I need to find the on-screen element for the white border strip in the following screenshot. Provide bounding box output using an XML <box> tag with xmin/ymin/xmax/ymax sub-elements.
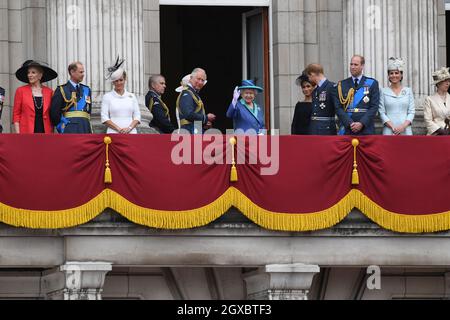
<box><xmin>160</xmin><ymin>0</ymin><xmax>270</xmax><ymax>6</ymax></box>
<box><xmin>446</xmin><ymin>3</ymin><xmax>450</xmax><ymax>11</ymax></box>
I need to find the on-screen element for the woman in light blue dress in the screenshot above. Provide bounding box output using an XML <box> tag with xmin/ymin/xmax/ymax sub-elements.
<box><xmin>379</xmin><ymin>57</ymin><xmax>415</xmax><ymax>136</ymax></box>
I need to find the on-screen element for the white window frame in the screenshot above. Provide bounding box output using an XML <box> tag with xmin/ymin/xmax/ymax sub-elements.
<box><xmin>159</xmin><ymin>0</ymin><xmax>274</xmax><ymax>131</ymax></box>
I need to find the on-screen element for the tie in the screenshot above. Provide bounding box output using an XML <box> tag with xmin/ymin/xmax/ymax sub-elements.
<box><xmin>354</xmin><ymin>78</ymin><xmax>359</xmax><ymax>88</ymax></box>
<box><xmin>76</xmin><ymin>84</ymin><xmax>82</xmax><ymax>99</ymax></box>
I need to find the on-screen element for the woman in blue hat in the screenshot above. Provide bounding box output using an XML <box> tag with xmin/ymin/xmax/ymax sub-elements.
<box><xmin>226</xmin><ymin>80</ymin><xmax>265</xmax><ymax>134</ymax></box>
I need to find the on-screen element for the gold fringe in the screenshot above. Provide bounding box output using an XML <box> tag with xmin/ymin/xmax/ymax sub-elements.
<box><xmin>110</xmin><ymin>189</ymin><xmax>233</xmax><ymax>230</ymax></box>
<box><xmin>231</xmin><ymin>188</ymin><xmax>354</xmax><ymax>232</ymax></box>
<box><xmin>353</xmin><ymin>190</ymin><xmax>450</xmax><ymax>233</ymax></box>
<box><xmin>1</xmin><ymin>188</ymin><xmax>450</xmax><ymax>233</ymax></box>
<box><xmin>0</xmin><ymin>190</ymin><xmax>109</xmax><ymax>229</ymax></box>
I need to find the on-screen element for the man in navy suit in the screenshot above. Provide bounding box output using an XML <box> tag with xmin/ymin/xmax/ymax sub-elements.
<box><xmin>50</xmin><ymin>62</ymin><xmax>93</xmax><ymax>134</ymax></box>
<box><xmin>176</xmin><ymin>68</ymin><xmax>216</xmax><ymax>134</ymax></box>
<box><xmin>335</xmin><ymin>55</ymin><xmax>380</xmax><ymax>135</ymax></box>
<box><xmin>304</xmin><ymin>64</ymin><xmax>337</xmax><ymax>135</ymax></box>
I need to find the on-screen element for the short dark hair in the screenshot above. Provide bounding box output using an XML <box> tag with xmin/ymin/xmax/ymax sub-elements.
<box><xmin>68</xmin><ymin>62</ymin><xmax>82</xmax><ymax>75</ymax></box>
<box><xmin>352</xmin><ymin>55</ymin><xmax>366</xmax><ymax>66</ymax></box>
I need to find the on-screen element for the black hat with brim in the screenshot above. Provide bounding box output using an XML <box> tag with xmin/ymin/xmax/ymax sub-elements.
<box><xmin>15</xmin><ymin>60</ymin><xmax>58</xmax><ymax>84</ymax></box>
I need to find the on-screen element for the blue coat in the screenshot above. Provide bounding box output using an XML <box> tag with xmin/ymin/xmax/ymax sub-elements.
<box><xmin>50</xmin><ymin>81</ymin><xmax>92</xmax><ymax>134</ymax></box>
<box><xmin>227</xmin><ymin>99</ymin><xmax>265</xmax><ymax>134</ymax></box>
<box><xmin>379</xmin><ymin>87</ymin><xmax>415</xmax><ymax>136</ymax></box>
<box><xmin>145</xmin><ymin>90</ymin><xmax>176</xmax><ymax>134</ymax></box>
<box><xmin>310</xmin><ymin>79</ymin><xmax>337</xmax><ymax>135</ymax></box>
<box><xmin>177</xmin><ymin>86</ymin><xmax>207</xmax><ymax>134</ymax></box>
<box><xmin>335</xmin><ymin>76</ymin><xmax>380</xmax><ymax>135</ymax></box>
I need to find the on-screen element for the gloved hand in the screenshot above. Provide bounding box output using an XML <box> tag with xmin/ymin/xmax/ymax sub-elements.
<box><xmin>232</xmin><ymin>87</ymin><xmax>240</xmax><ymax>107</ymax></box>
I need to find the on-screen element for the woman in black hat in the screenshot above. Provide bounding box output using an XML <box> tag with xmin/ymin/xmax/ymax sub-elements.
<box><xmin>291</xmin><ymin>72</ymin><xmax>315</xmax><ymax>135</ymax></box>
<box><xmin>13</xmin><ymin>60</ymin><xmax>58</xmax><ymax>134</ymax></box>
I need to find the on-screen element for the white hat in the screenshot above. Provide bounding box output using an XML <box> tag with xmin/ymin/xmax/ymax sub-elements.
<box><xmin>106</xmin><ymin>56</ymin><xmax>125</xmax><ymax>82</ymax></box>
<box><xmin>387</xmin><ymin>57</ymin><xmax>405</xmax><ymax>72</ymax></box>
<box><xmin>110</xmin><ymin>68</ymin><xmax>125</xmax><ymax>82</ymax></box>
<box><xmin>175</xmin><ymin>74</ymin><xmax>191</xmax><ymax>93</ymax></box>
<box><xmin>432</xmin><ymin>67</ymin><xmax>450</xmax><ymax>86</ymax></box>
<box><xmin>175</xmin><ymin>74</ymin><xmax>208</xmax><ymax>93</ymax></box>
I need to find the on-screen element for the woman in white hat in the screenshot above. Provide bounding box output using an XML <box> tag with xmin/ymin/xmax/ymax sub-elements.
<box><xmin>101</xmin><ymin>57</ymin><xmax>141</xmax><ymax>134</ymax></box>
<box><xmin>378</xmin><ymin>57</ymin><xmax>415</xmax><ymax>135</ymax></box>
<box><xmin>423</xmin><ymin>67</ymin><xmax>450</xmax><ymax>135</ymax></box>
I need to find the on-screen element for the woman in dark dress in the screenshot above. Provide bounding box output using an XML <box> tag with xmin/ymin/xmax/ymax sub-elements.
<box><xmin>291</xmin><ymin>73</ymin><xmax>315</xmax><ymax>135</ymax></box>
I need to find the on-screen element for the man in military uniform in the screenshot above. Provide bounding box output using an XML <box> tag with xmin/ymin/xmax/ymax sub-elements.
<box><xmin>304</xmin><ymin>64</ymin><xmax>337</xmax><ymax>135</ymax></box>
<box><xmin>146</xmin><ymin>74</ymin><xmax>176</xmax><ymax>134</ymax></box>
<box><xmin>0</xmin><ymin>86</ymin><xmax>5</xmax><ymax>133</ymax></box>
<box><xmin>335</xmin><ymin>55</ymin><xmax>380</xmax><ymax>135</ymax></box>
<box><xmin>50</xmin><ymin>62</ymin><xmax>92</xmax><ymax>134</ymax></box>
<box><xmin>176</xmin><ymin>68</ymin><xmax>216</xmax><ymax>134</ymax></box>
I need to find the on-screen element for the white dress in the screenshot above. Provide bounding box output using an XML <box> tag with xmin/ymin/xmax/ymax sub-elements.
<box><xmin>101</xmin><ymin>90</ymin><xmax>141</xmax><ymax>134</ymax></box>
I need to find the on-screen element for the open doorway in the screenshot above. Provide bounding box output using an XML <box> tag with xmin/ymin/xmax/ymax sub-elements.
<box><xmin>447</xmin><ymin>6</ymin><xmax>450</xmax><ymax>71</ymax></box>
<box><xmin>160</xmin><ymin>5</ymin><xmax>270</xmax><ymax>133</ymax></box>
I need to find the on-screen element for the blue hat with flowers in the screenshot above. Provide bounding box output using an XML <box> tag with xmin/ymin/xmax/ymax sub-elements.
<box><xmin>238</xmin><ymin>80</ymin><xmax>264</xmax><ymax>93</ymax></box>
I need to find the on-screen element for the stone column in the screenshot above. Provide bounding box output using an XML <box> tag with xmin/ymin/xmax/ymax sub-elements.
<box><xmin>244</xmin><ymin>264</ymin><xmax>320</xmax><ymax>300</ymax></box>
<box><xmin>344</xmin><ymin>0</ymin><xmax>442</xmax><ymax>135</ymax></box>
<box><xmin>1</xmin><ymin>0</ymin><xmax>47</xmax><ymax>133</ymax></box>
<box><xmin>46</xmin><ymin>0</ymin><xmax>154</xmax><ymax>133</ymax></box>
<box><xmin>43</xmin><ymin>262</ymin><xmax>112</xmax><ymax>300</ymax></box>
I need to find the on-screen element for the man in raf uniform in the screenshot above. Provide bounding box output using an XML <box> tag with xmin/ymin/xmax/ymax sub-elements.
<box><xmin>335</xmin><ymin>55</ymin><xmax>380</xmax><ymax>135</ymax></box>
<box><xmin>304</xmin><ymin>64</ymin><xmax>337</xmax><ymax>135</ymax></box>
<box><xmin>50</xmin><ymin>61</ymin><xmax>92</xmax><ymax>134</ymax></box>
<box><xmin>0</xmin><ymin>86</ymin><xmax>5</xmax><ymax>133</ymax></box>
<box><xmin>176</xmin><ymin>68</ymin><xmax>216</xmax><ymax>134</ymax></box>
<box><xmin>146</xmin><ymin>74</ymin><xmax>176</xmax><ymax>134</ymax></box>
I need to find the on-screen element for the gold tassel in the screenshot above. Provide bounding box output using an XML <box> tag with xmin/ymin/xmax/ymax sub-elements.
<box><xmin>230</xmin><ymin>137</ymin><xmax>238</xmax><ymax>182</ymax></box>
<box><xmin>352</xmin><ymin>139</ymin><xmax>360</xmax><ymax>185</ymax></box>
<box><xmin>104</xmin><ymin>137</ymin><xmax>113</xmax><ymax>184</ymax></box>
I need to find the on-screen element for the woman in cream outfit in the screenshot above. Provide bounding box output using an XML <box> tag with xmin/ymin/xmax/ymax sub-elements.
<box><xmin>101</xmin><ymin>58</ymin><xmax>141</xmax><ymax>134</ymax></box>
<box><xmin>379</xmin><ymin>57</ymin><xmax>415</xmax><ymax>135</ymax></box>
<box><xmin>423</xmin><ymin>67</ymin><xmax>450</xmax><ymax>136</ymax></box>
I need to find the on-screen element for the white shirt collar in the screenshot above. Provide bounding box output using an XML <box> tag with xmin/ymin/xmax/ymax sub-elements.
<box><xmin>318</xmin><ymin>78</ymin><xmax>327</xmax><ymax>88</ymax></box>
<box><xmin>112</xmin><ymin>89</ymin><xmax>129</xmax><ymax>98</ymax></box>
<box><xmin>352</xmin><ymin>75</ymin><xmax>363</xmax><ymax>82</ymax></box>
<box><xmin>69</xmin><ymin>79</ymin><xmax>80</xmax><ymax>88</ymax></box>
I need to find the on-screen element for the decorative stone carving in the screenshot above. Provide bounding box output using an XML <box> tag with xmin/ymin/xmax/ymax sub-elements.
<box><xmin>244</xmin><ymin>264</ymin><xmax>320</xmax><ymax>300</ymax></box>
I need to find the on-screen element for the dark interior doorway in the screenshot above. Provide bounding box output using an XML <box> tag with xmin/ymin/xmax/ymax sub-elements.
<box><xmin>447</xmin><ymin>9</ymin><xmax>450</xmax><ymax>74</ymax></box>
<box><xmin>160</xmin><ymin>5</ymin><xmax>255</xmax><ymax>133</ymax></box>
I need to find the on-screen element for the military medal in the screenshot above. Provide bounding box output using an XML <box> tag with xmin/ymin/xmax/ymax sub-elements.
<box><xmin>363</xmin><ymin>86</ymin><xmax>370</xmax><ymax>103</ymax></box>
<box><xmin>319</xmin><ymin>91</ymin><xmax>327</xmax><ymax>102</ymax></box>
<box><xmin>364</xmin><ymin>86</ymin><xmax>370</xmax><ymax>95</ymax></box>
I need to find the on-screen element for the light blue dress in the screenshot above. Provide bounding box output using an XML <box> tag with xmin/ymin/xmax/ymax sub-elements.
<box><xmin>379</xmin><ymin>87</ymin><xmax>415</xmax><ymax>135</ymax></box>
